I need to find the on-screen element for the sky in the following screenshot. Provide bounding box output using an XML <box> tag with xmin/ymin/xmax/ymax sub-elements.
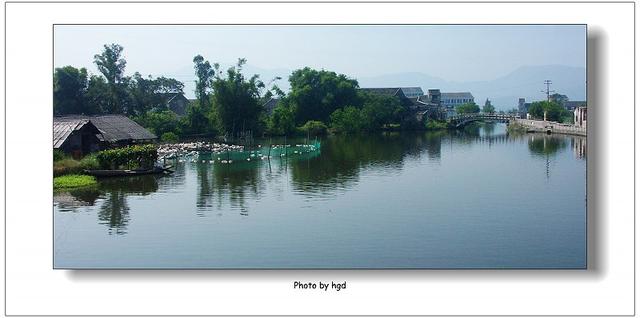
<box><xmin>54</xmin><ymin>25</ymin><xmax>586</xmax><ymax>99</ymax></box>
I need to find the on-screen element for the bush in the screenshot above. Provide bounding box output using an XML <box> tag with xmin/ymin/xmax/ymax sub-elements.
<box><xmin>96</xmin><ymin>144</ymin><xmax>158</xmax><ymax>170</ymax></box>
<box><xmin>456</xmin><ymin>102</ymin><xmax>481</xmax><ymax>114</ymax></box>
<box><xmin>425</xmin><ymin>119</ymin><xmax>449</xmax><ymax>130</ymax></box>
<box><xmin>161</xmin><ymin>132</ymin><xmax>179</xmax><ymax>143</ymax></box>
<box><xmin>53</xmin><ymin>149</ymin><xmax>67</xmax><ymax>162</ymax></box>
<box><xmin>53</xmin><ymin>174</ymin><xmax>97</xmax><ymax>189</ymax></box>
<box><xmin>53</xmin><ymin>158</ymin><xmax>82</xmax><ymax>176</ymax></box>
<box><xmin>79</xmin><ymin>154</ymin><xmax>100</xmax><ymax>170</ymax></box>
<box><xmin>298</xmin><ymin>120</ymin><xmax>328</xmax><ymax>136</ymax></box>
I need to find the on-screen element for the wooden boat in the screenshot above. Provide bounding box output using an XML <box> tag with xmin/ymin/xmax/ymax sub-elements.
<box><xmin>84</xmin><ymin>165</ymin><xmax>174</xmax><ymax>177</ymax></box>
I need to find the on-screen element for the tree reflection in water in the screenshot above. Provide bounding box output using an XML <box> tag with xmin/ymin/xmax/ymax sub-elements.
<box><xmin>195</xmin><ymin>157</ymin><xmax>266</xmax><ymax>217</ymax></box>
<box><xmin>54</xmin><ymin>123</ymin><xmax>585</xmax><ymax>233</ymax></box>
<box><xmin>527</xmin><ymin>134</ymin><xmax>569</xmax><ymax>179</ymax></box>
<box><xmin>55</xmin><ymin>175</ymin><xmax>160</xmax><ymax>235</ymax></box>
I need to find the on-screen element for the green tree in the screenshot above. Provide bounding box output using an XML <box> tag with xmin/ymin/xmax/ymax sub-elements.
<box><xmin>456</xmin><ymin>102</ymin><xmax>480</xmax><ymax>114</ymax></box>
<box><xmin>527</xmin><ymin>101</ymin><xmax>567</xmax><ymax>122</ymax></box>
<box><xmin>268</xmin><ymin>103</ymin><xmax>296</xmax><ymax>135</ymax></box>
<box><xmin>84</xmin><ymin>75</ymin><xmax>111</xmax><ymax>114</ymax></box>
<box><xmin>549</xmin><ymin>93</ymin><xmax>569</xmax><ymax>106</ymax></box>
<box><xmin>286</xmin><ymin>67</ymin><xmax>361</xmax><ymax>125</ymax></box>
<box><xmin>53</xmin><ymin>66</ymin><xmax>88</xmax><ymax>115</ymax></box>
<box><xmin>211</xmin><ymin>58</ymin><xmax>265</xmax><ymax>135</ymax></box>
<box><xmin>135</xmin><ymin>110</ymin><xmax>180</xmax><ymax>137</ymax></box>
<box><xmin>482</xmin><ymin>99</ymin><xmax>495</xmax><ymax>114</ymax></box>
<box><xmin>360</xmin><ymin>92</ymin><xmax>405</xmax><ymax>130</ymax></box>
<box><xmin>93</xmin><ymin>43</ymin><xmax>132</xmax><ymax>114</ymax></box>
<box><xmin>180</xmin><ymin>101</ymin><xmax>215</xmax><ymax>136</ymax></box>
<box><xmin>330</xmin><ymin>106</ymin><xmax>364</xmax><ymax>133</ymax></box>
<box><xmin>193</xmin><ymin>55</ymin><xmax>216</xmax><ymax>109</ymax></box>
<box><xmin>129</xmin><ymin>73</ymin><xmax>186</xmax><ymax>116</ymax></box>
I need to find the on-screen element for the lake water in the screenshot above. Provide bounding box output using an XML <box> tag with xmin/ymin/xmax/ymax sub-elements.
<box><xmin>54</xmin><ymin>123</ymin><xmax>587</xmax><ymax>269</ymax></box>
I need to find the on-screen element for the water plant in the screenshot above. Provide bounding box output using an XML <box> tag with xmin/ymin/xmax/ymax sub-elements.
<box><xmin>53</xmin><ymin>174</ymin><xmax>97</xmax><ymax>189</ymax></box>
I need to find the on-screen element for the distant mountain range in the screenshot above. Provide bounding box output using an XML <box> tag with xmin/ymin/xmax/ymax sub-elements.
<box><xmin>175</xmin><ymin>64</ymin><xmax>586</xmax><ymax>111</ymax></box>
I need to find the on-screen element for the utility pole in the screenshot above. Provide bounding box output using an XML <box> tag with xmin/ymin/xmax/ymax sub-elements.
<box><xmin>541</xmin><ymin>80</ymin><xmax>555</xmax><ymax>102</ymax></box>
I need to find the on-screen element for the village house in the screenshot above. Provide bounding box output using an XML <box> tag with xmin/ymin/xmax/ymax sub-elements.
<box><xmin>54</xmin><ymin>115</ymin><xmax>157</xmax><ymax>156</ymax></box>
<box><xmin>262</xmin><ymin>98</ymin><xmax>280</xmax><ymax>116</ymax></box>
<box><xmin>161</xmin><ymin>92</ymin><xmax>191</xmax><ymax>117</ymax></box>
<box><xmin>574</xmin><ymin>106</ymin><xmax>587</xmax><ymax>127</ymax></box>
<box><xmin>53</xmin><ymin>118</ymin><xmax>104</xmax><ymax>158</ymax></box>
<box><xmin>359</xmin><ymin>87</ymin><xmax>446</xmax><ymax>121</ymax></box>
<box><xmin>441</xmin><ymin>92</ymin><xmax>474</xmax><ymax>113</ymax></box>
<box><xmin>563</xmin><ymin>100</ymin><xmax>587</xmax><ymax>112</ymax></box>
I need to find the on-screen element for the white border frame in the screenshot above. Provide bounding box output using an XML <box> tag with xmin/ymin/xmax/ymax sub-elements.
<box><xmin>4</xmin><ymin>1</ymin><xmax>635</xmax><ymax>316</ymax></box>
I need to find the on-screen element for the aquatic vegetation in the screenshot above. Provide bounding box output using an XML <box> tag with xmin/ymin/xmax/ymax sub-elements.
<box><xmin>53</xmin><ymin>174</ymin><xmax>97</xmax><ymax>189</ymax></box>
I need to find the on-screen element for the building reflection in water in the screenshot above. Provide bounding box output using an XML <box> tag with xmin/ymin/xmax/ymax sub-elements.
<box><xmin>571</xmin><ymin>136</ymin><xmax>587</xmax><ymax>160</ymax></box>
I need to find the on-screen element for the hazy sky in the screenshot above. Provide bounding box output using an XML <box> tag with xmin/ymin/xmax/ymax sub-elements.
<box><xmin>54</xmin><ymin>25</ymin><xmax>586</xmax><ymax>96</ymax></box>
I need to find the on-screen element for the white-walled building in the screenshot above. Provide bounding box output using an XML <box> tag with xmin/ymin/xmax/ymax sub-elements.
<box><xmin>574</xmin><ymin>106</ymin><xmax>587</xmax><ymax>127</ymax></box>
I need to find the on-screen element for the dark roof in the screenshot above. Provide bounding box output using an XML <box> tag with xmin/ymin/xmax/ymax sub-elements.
<box><xmin>359</xmin><ymin>88</ymin><xmax>403</xmax><ymax>96</ymax></box>
<box><xmin>564</xmin><ymin>101</ymin><xmax>587</xmax><ymax>108</ymax></box>
<box><xmin>159</xmin><ymin>92</ymin><xmax>188</xmax><ymax>103</ymax></box>
<box><xmin>398</xmin><ymin>87</ymin><xmax>424</xmax><ymax>97</ymax></box>
<box><xmin>54</xmin><ymin>115</ymin><xmax>157</xmax><ymax>143</ymax></box>
<box><xmin>262</xmin><ymin>98</ymin><xmax>280</xmax><ymax>115</ymax></box>
<box><xmin>53</xmin><ymin>118</ymin><xmax>93</xmax><ymax>148</ymax></box>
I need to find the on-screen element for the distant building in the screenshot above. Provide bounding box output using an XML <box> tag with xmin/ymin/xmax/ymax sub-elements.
<box><xmin>54</xmin><ymin>115</ymin><xmax>157</xmax><ymax>153</ymax></box>
<box><xmin>563</xmin><ymin>101</ymin><xmax>587</xmax><ymax>112</ymax></box>
<box><xmin>359</xmin><ymin>87</ymin><xmax>445</xmax><ymax>121</ymax></box>
<box><xmin>398</xmin><ymin>87</ymin><xmax>424</xmax><ymax>98</ymax></box>
<box><xmin>441</xmin><ymin>92</ymin><xmax>474</xmax><ymax>116</ymax></box>
<box><xmin>262</xmin><ymin>98</ymin><xmax>280</xmax><ymax>115</ymax></box>
<box><xmin>359</xmin><ymin>87</ymin><xmax>424</xmax><ymax>100</ymax></box>
<box><xmin>574</xmin><ymin>106</ymin><xmax>587</xmax><ymax>127</ymax></box>
<box><xmin>518</xmin><ymin>98</ymin><xmax>532</xmax><ymax>118</ymax></box>
<box><xmin>161</xmin><ymin>93</ymin><xmax>191</xmax><ymax>117</ymax></box>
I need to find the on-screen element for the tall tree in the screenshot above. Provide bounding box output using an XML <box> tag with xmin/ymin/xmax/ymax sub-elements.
<box><xmin>193</xmin><ymin>55</ymin><xmax>216</xmax><ymax>109</ymax></box>
<box><xmin>482</xmin><ymin>98</ymin><xmax>495</xmax><ymax>113</ymax></box>
<box><xmin>93</xmin><ymin>43</ymin><xmax>131</xmax><ymax>114</ymax></box>
<box><xmin>211</xmin><ymin>58</ymin><xmax>265</xmax><ymax>135</ymax></box>
<box><xmin>53</xmin><ymin>66</ymin><xmax>88</xmax><ymax>115</ymax></box>
<box><xmin>94</xmin><ymin>44</ymin><xmax>126</xmax><ymax>85</ymax></box>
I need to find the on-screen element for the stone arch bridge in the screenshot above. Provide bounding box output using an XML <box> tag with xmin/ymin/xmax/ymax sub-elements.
<box><xmin>447</xmin><ymin>113</ymin><xmax>517</xmax><ymax>128</ymax></box>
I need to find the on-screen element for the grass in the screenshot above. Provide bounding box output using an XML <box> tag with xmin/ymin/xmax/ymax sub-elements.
<box><xmin>53</xmin><ymin>154</ymin><xmax>100</xmax><ymax>177</ymax></box>
<box><xmin>424</xmin><ymin>120</ymin><xmax>450</xmax><ymax>130</ymax></box>
<box><xmin>53</xmin><ymin>174</ymin><xmax>98</xmax><ymax>190</ymax></box>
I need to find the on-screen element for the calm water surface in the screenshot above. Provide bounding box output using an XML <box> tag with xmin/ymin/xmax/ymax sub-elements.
<box><xmin>54</xmin><ymin>123</ymin><xmax>587</xmax><ymax>268</ymax></box>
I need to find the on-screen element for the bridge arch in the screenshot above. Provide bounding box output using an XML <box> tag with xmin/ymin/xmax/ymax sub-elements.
<box><xmin>448</xmin><ymin>113</ymin><xmax>516</xmax><ymax>128</ymax></box>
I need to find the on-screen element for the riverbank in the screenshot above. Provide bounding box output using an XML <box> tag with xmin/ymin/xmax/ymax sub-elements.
<box><xmin>510</xmin><ymin>118</ymin><xmax>586</xmax><ymax>137</ymax></box>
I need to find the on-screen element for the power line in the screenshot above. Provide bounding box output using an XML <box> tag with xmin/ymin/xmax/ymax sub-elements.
<box><xmin>541</xmin><ymin>79</ymin><xmax>555</xmax><ymax>102</ymax></box>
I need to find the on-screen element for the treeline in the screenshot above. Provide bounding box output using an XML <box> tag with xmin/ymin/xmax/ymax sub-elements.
<box><xmin>54</xmin><ymin>44</ymin><xmax>429</xmax><ymax>141</ymax></box>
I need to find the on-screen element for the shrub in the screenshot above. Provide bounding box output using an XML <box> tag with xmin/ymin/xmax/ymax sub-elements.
<box><xmin>96</xmin><ymin>144</ymin><xmax>158</xmax><ymax>170</ymax></box>
<box><xmin>425</xmin><ymin>119</ymin><xmax>449</xmax><ymax>130</ymax></box>
<box><xmin>53</xmin><ymin>149</ymin><xmax>67</xmax><ymax>162</ymax></box>
<box><xmin>298</xmin><ymin>120</ymin><xmax>328</xmax><ymax>136</ymax></box>
<box><xmin>53</xmin><ymin>174</ymin><xmax>97</xmax><ymax>189</ymax></box>
<box><xmin>53</xmin><ymin>158</ymin><xmax>82</xmax><ymax>177</ymax></box>
<box><xmin>161</xmin><ymin>132</ymin><xmax>179</xmax><ymax>143</ymax></box>
<box><xmin>79</xmin><ymin>153</ymin><xmax>100</xmax><ymax>170</ymax></box>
